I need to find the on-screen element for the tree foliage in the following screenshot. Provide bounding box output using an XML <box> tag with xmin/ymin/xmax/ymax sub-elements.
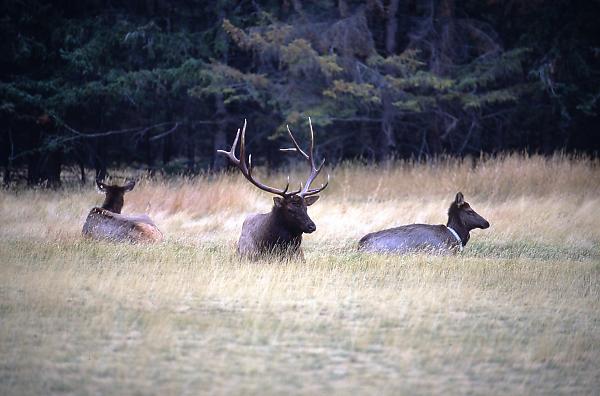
<box><xmin>0</xmin><ymin>0</ymin><xmax>598</xmax><ymax>186</ymax></box>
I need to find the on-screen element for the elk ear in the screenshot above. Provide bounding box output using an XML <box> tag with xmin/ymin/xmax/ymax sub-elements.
<box><xmin>455</xmin><ymin>192</ymin><xmax>465</xmax><ymax>207</ymax></box>
<box><xmin>123</xmin><ymin>180</ymin><xmax>136</xmax><ymax>192</ymax></box>
<box><xmin>273</xmin><ymin>197</ymin><xmax>284</xmax><ymax>207</ymax></box>
<box><xmin>304</xmin><ymin>195</ymin><xmax>320</xmax><ymax>206</ymax></box>
<box><xmin>96</xmin><ymin>180</ymin><xmax>107</xmax><ymax>192</ymax></box>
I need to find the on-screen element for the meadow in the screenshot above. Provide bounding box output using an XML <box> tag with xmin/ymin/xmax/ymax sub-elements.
<box><xmin>0</xmin><ymin>154</ymin><xmax>599</xmax><ymax>395</ymax></box>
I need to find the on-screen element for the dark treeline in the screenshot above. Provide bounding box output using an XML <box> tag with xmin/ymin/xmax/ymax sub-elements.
<box><xmin>1</xmin><ymin>0</ymin><xmax>599</xmax><ymax>186</ymax></box>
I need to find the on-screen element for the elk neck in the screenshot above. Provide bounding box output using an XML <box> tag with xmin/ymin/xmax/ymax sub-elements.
<box><xmin>101</xmin><ymin>195</ymin><xmax>124</xmax><ymax>214</ymax></box>
<box><xmin>446</xmin><ymin>215</ymin><xmax>470</xmax><ymax>246</ymax></box>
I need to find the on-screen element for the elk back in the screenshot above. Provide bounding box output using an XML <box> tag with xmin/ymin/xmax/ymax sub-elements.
<box><xmin>358</xmin><ymin>224</ymin><xmax>460</xmax><ymax>254</ymax></box>
<box><xmin>82</xmin><ymin>207</ymin><xmax>163</xmax><ymax>243</ymax></box>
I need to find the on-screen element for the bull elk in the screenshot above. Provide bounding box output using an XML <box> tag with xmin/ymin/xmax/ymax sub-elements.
<box><xmin>358</xmin><ymin>192</ymin><xmax>489</xmax><ymax>254</ymax></box>
<box><xmin>217</xmin><ymin>118</ymin><xmax>328</xmax><ymax>259</ymax></box>
<box><xmin>82</xmin><ymin>180</ymin><xmax>163</xmax><ymax>243</ymax></box>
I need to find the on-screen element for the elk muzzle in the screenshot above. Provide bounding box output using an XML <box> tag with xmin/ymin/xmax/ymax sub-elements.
<box><xmin>304</xmin><ymin>220</ymin><xmax>316</xmax><ymax>233</ymax></box>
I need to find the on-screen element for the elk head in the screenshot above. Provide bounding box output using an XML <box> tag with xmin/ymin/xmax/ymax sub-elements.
<box><xmin>217</xmin><ymin>118</ymin><xmax>328</xmax><ymax>234</ymax></box>
<box><xmin>448</xmin><ymin>192</ymin><xmax>490</xmax><ymax>231</ymax></box>
<box><xmin>96</xmin><ymin>179</ymin><xmax>136</xmax><ymax>214</ymax></box>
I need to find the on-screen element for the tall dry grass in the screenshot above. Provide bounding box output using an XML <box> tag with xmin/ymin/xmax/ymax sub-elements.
<box><xmin>2</xmin><ymin>153</ymin><xmax>598</xmax><ymax>248</ymax></box>
<box><xmin>0</xmin><ymin>154</ymin><xmax>598</xmax><ymax>395</ymax></box>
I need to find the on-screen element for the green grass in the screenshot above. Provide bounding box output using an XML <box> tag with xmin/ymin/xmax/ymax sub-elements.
<box><xmin>1</xmin><ymin>239</ymin><xmax>598</xmax><ymax>395</ymax></box>
<box><xmin>468</xmin><ymin>240</ymin><xmax>600</xmax><ymax>261</ymax></box>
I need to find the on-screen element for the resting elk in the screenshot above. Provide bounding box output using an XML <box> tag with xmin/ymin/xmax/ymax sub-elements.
<box><xmin>358</xmin><ymin>192</ymin><xmax>489</xmax><ymax>254</ymax></box>
<box><xmin>82</xmin><ymin>180</ymin><xmax>163</xmax><ymax>243</ymax></box>
<box><xmin>217</xmin><ymin>118</ymin><xmax>328</xmax><ymax>259</ymax></box>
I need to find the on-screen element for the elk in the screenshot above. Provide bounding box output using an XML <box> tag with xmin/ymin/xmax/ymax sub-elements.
<box><xmin>358</xmin><ymin>192</ymin><xmax>489</xmax><ymax>254</ymax></box>
<box><xmin>217</xmin><ymin>118</ymin><xmax>328</xmax><ymax>259</ymax></box>
<box><xmin>82</xmin><ymin>180</ymin><xmax>163</xmax><ymax>243</ymax></box>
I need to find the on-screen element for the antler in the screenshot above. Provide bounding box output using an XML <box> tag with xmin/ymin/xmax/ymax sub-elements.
<box><xmin>281</xmin><ymin>117</ymin><xmax>329</xmax><ymax>197</ymax></box>
<box><xmin>217</xmin><ymin>119</ymin><xmax>300</xmax><ymax>197</ymax></box>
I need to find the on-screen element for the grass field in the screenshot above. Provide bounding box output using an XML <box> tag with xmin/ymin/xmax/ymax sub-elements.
<box><xmin>1</xmin><ymin>154</ymin><xmax>599</xmax><ymax>395</ymax></box>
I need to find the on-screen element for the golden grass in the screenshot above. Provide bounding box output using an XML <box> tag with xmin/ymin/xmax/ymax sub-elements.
<box><xmin>0</xmin><ymin>154</ymin><xmax>599</xmax><ymax>395</ymax></box>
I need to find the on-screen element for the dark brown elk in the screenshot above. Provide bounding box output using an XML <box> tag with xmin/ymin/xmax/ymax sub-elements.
<box><xmin>82</xmin><ymin>180</ymin><xmax>163</xmax><ymax>243</ymax></box>
<box><xmin>217</xmin><ymin>118</ymin><xmax>328</xmax><ymax>259</ymax></box>
<box><xmin>358</xmin><ymin>192</ymin><xmax>489</xmax><ymax>254</ymax></box>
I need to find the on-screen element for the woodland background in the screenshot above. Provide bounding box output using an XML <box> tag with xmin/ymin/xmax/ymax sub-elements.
<box><xmin>1</xmin><ymin>0</ymin><xmax>599</xmax><ymax>186</ymax></box>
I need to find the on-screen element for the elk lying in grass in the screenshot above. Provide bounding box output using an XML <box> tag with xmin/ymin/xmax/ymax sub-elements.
<box><xmin>82</xmin><ymin>180</ymin><xmax>163</xmax><ymax>243</ymax></box>
<box><xmin>218</xmin><ymin>118</ymin><xmax>328</xmax><ymax>259</ymax></box>
<box><xmin>358</xmin><ymin>192</ymin><xmax>489</xmax><ymax>254</ymax></box>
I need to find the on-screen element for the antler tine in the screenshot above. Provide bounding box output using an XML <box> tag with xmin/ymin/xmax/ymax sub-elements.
<box><xmin>308</xmin><ymin>116</ymin><xmax>315</xmax><ymax>167</ymax></box>
<box><xmin>216</xmin><ymin>123</ymin><xmax>243</xmax><ymax>165</ymax></box>
<box><xmin>281</xmin><ymin>125</ymin><xmax>309</xmax><ymax>159</ymax></box>
<box><xmin>279</xmin><ymin>117</ymin><xmax>329</xmax><ymax>197</ymax></box>
<box><xmin>217</xmin><ymin>119</ymin><xmax>299</xmax><ymax>197</ymax></box>
<box><xmin>282</xmin><ymin>175</ymin><xmax>291</xmax><ymax>195</ymax></box>
<box><xmin>304</xmin><ymin>173</ymin><xmax>330</xmax><ymax>196</ymax></box>
<box><xmin>298</xmin><ymin>117</ymin><xmax>329</xmax><ymax>197</ymax></box>
<box><xmin>239</xmin><ymin>119</ymin><xmax>248</xmax><ymax>172</ymax></box>
<box><xmin>300</xmin><ymin>158</ymin><xmax>326</xmax><ymax>196</ymax></box>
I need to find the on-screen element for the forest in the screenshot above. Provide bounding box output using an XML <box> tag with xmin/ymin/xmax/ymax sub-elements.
<box><xmin>1</xmin><ymin>0</ymin><xmax>599</xmax><ymax>186</ymax></box>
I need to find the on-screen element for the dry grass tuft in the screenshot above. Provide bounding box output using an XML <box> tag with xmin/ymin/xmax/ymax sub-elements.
<box><xmin>0</xmin><ymin>154</ymin><xmax>598</xmax><ymax>395</ymax></box>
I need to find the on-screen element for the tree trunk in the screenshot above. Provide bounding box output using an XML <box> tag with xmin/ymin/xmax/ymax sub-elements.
<box><xmin>93</xmin><ymin>139</ymin><xmax>107</xmax><ymax>181</ymax></box>
<box><xmin>162</xmin><ymin>133</ymin><xmax>172</xmax><ymax>166</ymax></box>
<box><xmin>2</xmin><ymin>127</ymin><xmax>11</xmax><ymax>187</ymax></box>
<box><xmin>27</xmin><ymin>154</ymin><xmax>40</xmax><ymax>186</ymax></box>
<box><xmin>427</xmin><ymin>121</ymin><xmax>443</xmax><ymax>156</ymax></box>
<box><xmin>375</xmin><ymin>0</ymin><xmax>402</xmax><ymax>161</ymax></box>
<box><xmin>425</xmin><ymin>0</ymin><xmax>456</xmax><ymax>154</ymax></box>
<box><xmin>386</xmin><ymin>0</ymin><xmax>400</xmax><ymax>55</ymax></box>
<box><xmin>3</xmin><ymin>166</ymin><xmax>10</xmax><ymax>187</ymax></box>
<box><xmin>338</xmin><ymin>0</ymin><xmax>349</xmax><ymax>18</ymax></box>
<box><xmin>45</xmin><ymin>148</ymin><xmax>62</xmax><ymax>188</ymax></box>
<box><xmin>378</xmin><ymin>93</ymin><xmax>397</xmax><ymax>161</ymax></box>
<box><xmin>145</xmin><ymin>132</ymin><xmax>154</xmax><ymax>175</ymax></box>
<box><xmin>79</xmin><ymin>159</ymin><xmax>86</xmax><ymax>185</ymax></box>
<box><xmin>432</xmin><ymin>0</ymin><xmax>456</xmax><ymax>75</ymax></box>
<box><xmin>26</xmin><ymin>128</ymin><xmax>42</xmax><ymax>185</ymax></box>
<box><xmin>186</xmin><ymin>123</ymin><xmax>196</xmax><ymax>173</ymax></box>
<box><xmin>213</xmin><ymin>7</ymin><xmax>229</xmax><ymax>171</ymax></box>
<box><xmin>292</xmin><ymin>0</ymin><xmax>304</xmax><ymax>17</ymax></box>
<box><xmin>212</xmin><ymin>93</ymin><xmax>228</xmax><ymax>171</ymax></box>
